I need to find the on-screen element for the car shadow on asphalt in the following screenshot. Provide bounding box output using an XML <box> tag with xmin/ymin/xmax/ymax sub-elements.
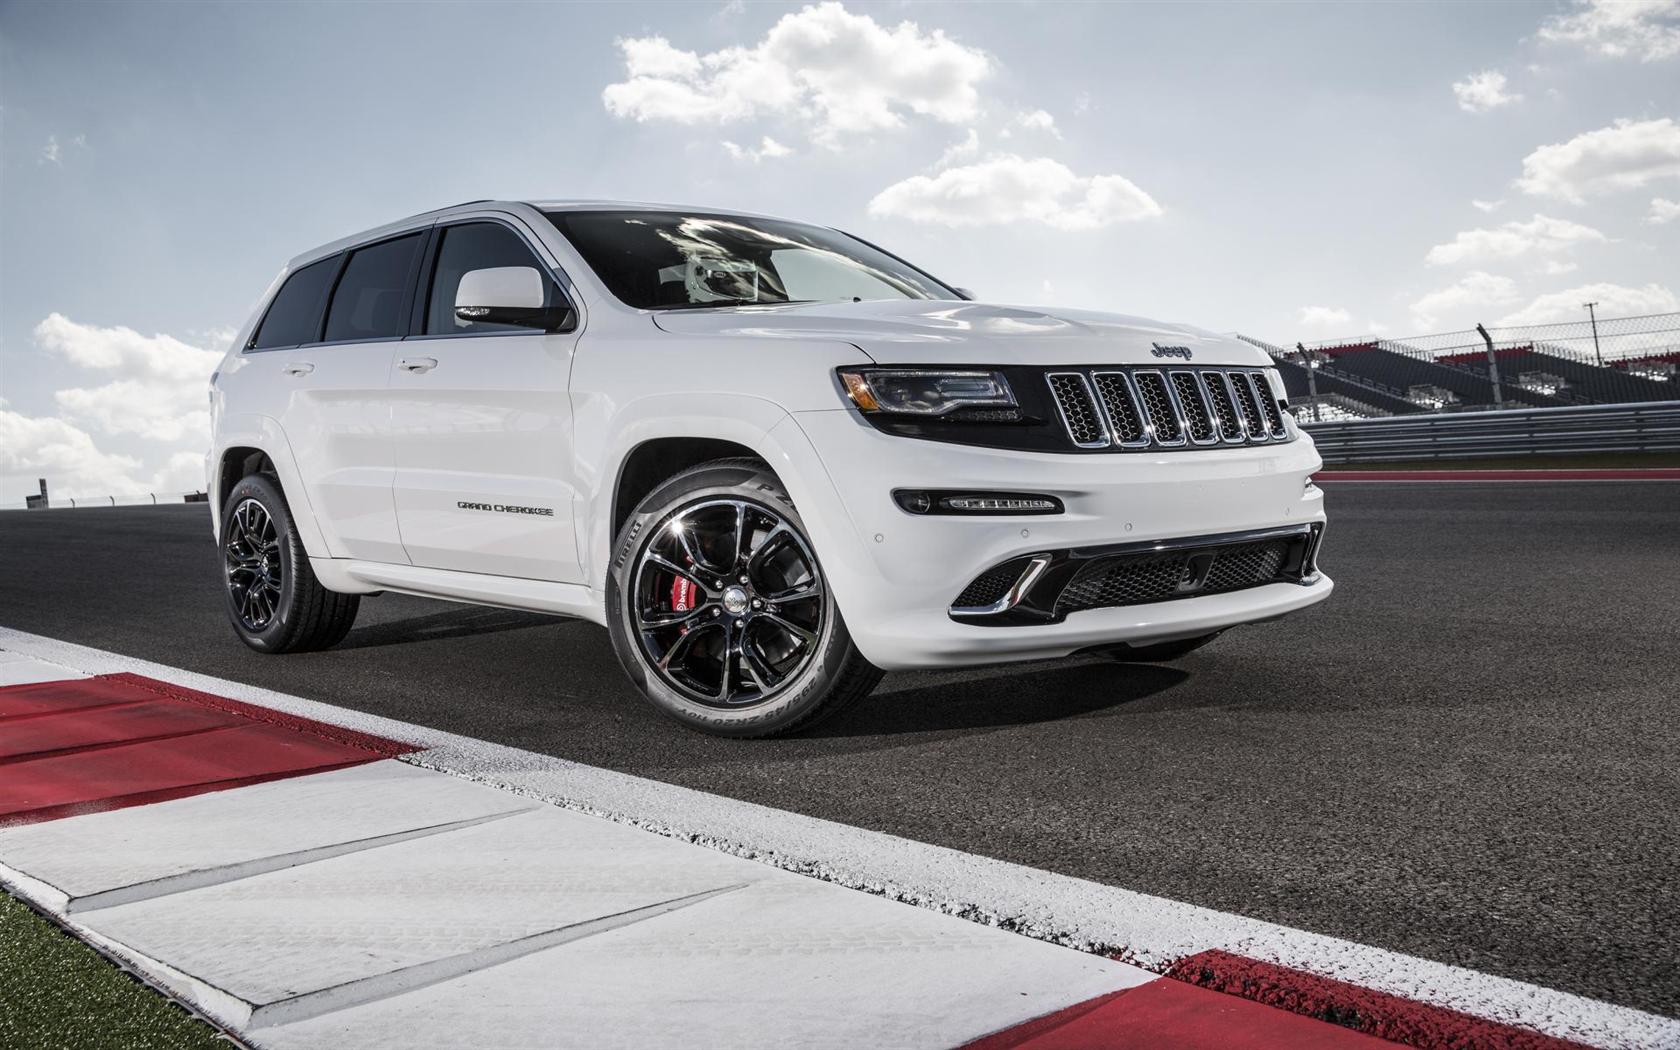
<box><xmin>336</xmin><ymin>607</ymin><xmax>560</xmax><ymax>650</ymax></box>
<box><xmin>808</xmin><ymin>660</ymin><xmax>1190</xmax><ymax>738</ymax></box>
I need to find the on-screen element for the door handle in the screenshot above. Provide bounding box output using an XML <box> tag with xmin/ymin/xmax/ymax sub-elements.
<box><xmin>398</xmin><ymin>356</ymin><xmax>439</xmax><ymax>374</ymax></box>
<box><xmin>283</xmin><ymin>362</ymin><xmax>314</xmax><ymax>377</ymax></box>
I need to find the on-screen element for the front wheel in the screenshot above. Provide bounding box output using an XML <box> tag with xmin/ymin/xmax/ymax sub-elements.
<box><xmin>606</xmin><ymin>459</ymin><xmax>881</xmax><ymax>737</ymax></box>
<box><xmin>220</xmin><ymin>472</ymin><xmax>359</xmax><ymax>653</ymax></box>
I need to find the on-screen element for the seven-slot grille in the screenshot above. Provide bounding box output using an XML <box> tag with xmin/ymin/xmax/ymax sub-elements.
<box><xmin>1045</xmin><ymin>368</ymin><xmax>1290</xmax><ymax>451</ymax></box>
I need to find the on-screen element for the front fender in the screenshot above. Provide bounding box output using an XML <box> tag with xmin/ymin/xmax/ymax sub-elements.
<box><xmin>580</xmin><ymin>393</ymin><xmax>793</xmax><ymax>589</ymax></box>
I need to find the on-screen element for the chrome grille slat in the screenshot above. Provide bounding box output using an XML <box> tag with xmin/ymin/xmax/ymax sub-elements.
<box><xmin>1089</xmin><ymin>372</ymin><xmax>1151</xmax><ymax>447</ymax></box>
<box><xmin>1045</xmin><ymin>372</ymin><xmax>1110</xmax><ymax>448</ymax></box>
<box><xmin>1169</xmin><ymin>371</ymin><xmax>1218</xmax><ymax>445</ymax></box>
<box><xmin>1043</xmin><ymin>367</ymin><xmax>1292</xmax><ymax>451</ymax></box>
<box><xmin>1132</xmin><ymin>371</ymin><xmax>1186</xmax><ymax>446</ymax></box>
<box><xmin>1203</xmin><ymin>373</ymin><xmax>1247</xmax><ymax>442</ymax></box>
<box><xmin>1230</xmin><ymin>371</ymin><xmax>1268</xmax><ymax>438</ymax></box>
<box><xmin>1250</xmin><ymin>371</ymin><xmax>1289</xmax><ymax>440</ymax></box>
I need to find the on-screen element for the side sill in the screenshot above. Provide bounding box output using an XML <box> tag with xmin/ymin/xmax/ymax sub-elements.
<box><xmin>309</xmin><ymin>559</ymin><xmax>605</xmax><ymax>625</ymax></box>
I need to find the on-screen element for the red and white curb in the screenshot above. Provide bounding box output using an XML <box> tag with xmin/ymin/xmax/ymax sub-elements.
<box><xmin>0</xmin><ymin>628</ymin><xmax>1674</xmax><ymax>1049</ymax></box>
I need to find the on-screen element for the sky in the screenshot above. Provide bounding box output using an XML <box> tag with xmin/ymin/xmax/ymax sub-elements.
<box><xmin>1</xmin><ymin>0</ymin><xmax>1677</xmax><ymax>502</ymax></box>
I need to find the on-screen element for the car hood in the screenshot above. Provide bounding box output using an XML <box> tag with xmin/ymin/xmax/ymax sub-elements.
<box><xmin>650</xmin><ymin>299</ymin><xmax>1270</xmax><ymax>367</ymax></box>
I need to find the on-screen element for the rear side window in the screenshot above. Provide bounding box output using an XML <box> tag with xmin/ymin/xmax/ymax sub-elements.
<box><xmin>424</xmin><ymin>223</ymin><xmax>560</xmax><ymax>336</ymax></box>
<box><xmin>250</xmin><ymin>256</ymin><xmax>337</xmax><ymax>350</ymax></box>
<box><xmin>323</xmin><ymin>233</ymin><xmax>425</xmax><ymax>343</ymax></box>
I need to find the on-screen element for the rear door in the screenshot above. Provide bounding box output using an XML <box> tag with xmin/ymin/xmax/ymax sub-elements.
<box><xmin>389</xmin><ymin>218</ymin><xmax>583</xmax><ymax>582</ymax></box>
<box><xmin>240</xmin><ymin>231</ymin><xmax>426</xmax><ymax>563</ymax></box>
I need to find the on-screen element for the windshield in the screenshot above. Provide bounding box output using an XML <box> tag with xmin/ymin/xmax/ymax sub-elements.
<box><xmin>544</xmin><ymin>210</ymin><xmax>958</xmax><ymax>310</ymax></box>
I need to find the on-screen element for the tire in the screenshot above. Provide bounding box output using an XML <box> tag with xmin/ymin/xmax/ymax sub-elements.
<box><xmin>220</xmin><ymin>472</ymin><xmax>359</xmax><ymax>654</ymax></box>
<box><xmin>606</xmin><ymin>458</ymin><xmax>881</xmax><ymax>738</ymax></box>
<box><xmin>1097</xmin><ymin>631</ymin><xmax>1222</xmax><ymax>663</ymax></box>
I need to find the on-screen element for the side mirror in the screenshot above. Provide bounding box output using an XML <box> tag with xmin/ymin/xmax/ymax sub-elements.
<box><xmin>455</xmin><ymin>266</ymin><xmax>574</xmax><ymax>331</ymax></box>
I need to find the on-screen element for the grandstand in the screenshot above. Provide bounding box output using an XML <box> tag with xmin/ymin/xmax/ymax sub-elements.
<box><xmin>1241</xmin><ymin>311</ymin><xmax>1680</xmax><ymax>420</ymax></box>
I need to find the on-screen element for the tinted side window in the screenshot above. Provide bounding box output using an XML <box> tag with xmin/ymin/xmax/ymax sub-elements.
<box><xmin>251</xmin><ymin>256</ymin><xmax>337</xmax><ymax>349</ymax></box>
<box><xmin>323</xmin><ymin>233</ymin><xmax>425</xmax><ymax>343</ymax></box>
<box><xmin>425</xmin><ymin>223</ymin><xmax>559</xmax><ymax>336</ymax></box>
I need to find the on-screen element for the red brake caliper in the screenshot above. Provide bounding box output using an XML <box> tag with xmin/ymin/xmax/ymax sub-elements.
<box><xmin>670</xmin><ymin>575</ymin><xmax>699</xmax><ymax>624</ymax></box>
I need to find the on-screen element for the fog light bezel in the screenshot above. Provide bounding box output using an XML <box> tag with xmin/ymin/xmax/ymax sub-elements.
<box><xmin>892</xmin><ymin>489</ymin><xmax>1065</xmax><ymax>516</ymax></box>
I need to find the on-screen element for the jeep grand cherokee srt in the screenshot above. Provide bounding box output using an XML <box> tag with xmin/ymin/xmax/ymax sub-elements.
<box><xmin>209</xmin><ymin>200</ymin><xmax>1331</xmax><ymax>736</ymax></box>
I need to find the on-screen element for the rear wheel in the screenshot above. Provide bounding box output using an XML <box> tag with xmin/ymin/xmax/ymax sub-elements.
<box><xmin>606</xmin><ymin>459</ymin><xmax>881</xmax><ymax>737</ymax></box>
<box><xmin>1097</xmin><ymin>632</ymin><xmax>1222</xmax><ymax>663</ymax></box>
<box><xmin>221</xmin><ymin>473</ymin><xmax>359</xmax><ymax>653</ymax></box>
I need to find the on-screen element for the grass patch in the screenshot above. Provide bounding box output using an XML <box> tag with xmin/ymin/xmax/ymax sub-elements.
<box><xmin>1319</xmin><ymin>452</ymin><xmax>1680</xmax><ymax>471</ymax></box>
<box><xmin>0</xmin><ymin>889</ymin><xmax>229</xmax><ymax>1050</ymax></box>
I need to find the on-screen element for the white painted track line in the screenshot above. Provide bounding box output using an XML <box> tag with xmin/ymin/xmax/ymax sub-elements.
<box><xmin>1</xmin><ymin>627</ymin><xmax>1675</xmax><ymax>1050</ymax></box>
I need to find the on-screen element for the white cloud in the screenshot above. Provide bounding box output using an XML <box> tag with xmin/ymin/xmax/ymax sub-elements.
<box><xmin>1424</xmin><ymin>214</ymin><xmax>1607</xmax><ymax>266</ymax></box>
<box><xmin>0</xmin><ymin>411</ymin><xmax>145</xmax><ymax>501</ymax></box>
<box><xmin>1072</xmin><ymin>92</ymin><xmax>1093</xmax><ymax>116</ymax></box>
<box><xmin>33</xmin><ymin>313</ymin><xmax>222</xmax><ymax>444</ymax></box>
<box><xmin>722</xmin><ymin>136</ymin><xmax>793</xmax><ymax>162</ymax></box>
<box><xmin>1538</xmin><ymin>259</ymin><xmax>1580</xmax><ymax>276</ymax></box>
<box><xmin>1498</xmin><ymin>282</ymin><xmax>1679</xmax><ymax>325</ymax></box>
<box><xmin>1539</xmin><ymin>0</ymin><xmax>1680</xmax><ymax>62</ymax></box>
<box><xmin>602</xmin><ymin>3</ymin><xmax>991</xmax><ymax>146</ymax></box>
<box><xmin>1452</xmin><ymin>71</ymin><xmax>1521</xmax><ymax>113</ymax></box>
<box><xmin>1648</xmin><ymin>197</ymin><xmax>1680</xmax><ymax>223</ymax></box>
<box><xmin>1297</xmin><ymin>306</ymin><xmax>1352</xmax><ymax>329</ymax></box>
<box><xmin>934</xmin><ymin>128</ymin><xmax>980</xmax><ymax>169</ymax></box>
<box><xmin>1517</xmin><ymin>117</ymin><xmax>1680</xmax><ymax>202</ymax></box>
<box><xmin>1409</xmin><ymin>271</ymin><xmax>1521</xmax><ymax>329</ymax></box>
<box><xmin>1471</xmin><ymin>198</ymin><xmax>1506</xmax><ymax>213</ymax></box>
<box><xmin>1012</xmin><ymin>109</ymin><xmax>1060</xmax><ymax>137</ymax></box>
<box><xmin>867</xmin><ymin>155</ymin><xmax>1162</xmax><ymax>230</ymax></box>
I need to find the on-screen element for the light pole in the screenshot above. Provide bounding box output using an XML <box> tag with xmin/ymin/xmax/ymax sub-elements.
<box><xmin>1582</xmin><ymin>301</ymin><xmax>1604</xmax><ymax>367</ymax></box>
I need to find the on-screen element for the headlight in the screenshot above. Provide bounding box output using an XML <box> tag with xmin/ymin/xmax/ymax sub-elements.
<box><xmin>838</xmin><ymin>369</ymin><xmax>1017</xmax><ymax>416</ymax></box>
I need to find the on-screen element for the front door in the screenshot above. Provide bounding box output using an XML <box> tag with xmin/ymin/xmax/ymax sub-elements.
<box><xmin>390</xmin><ymin>219</ymin><xmax>582</xmax><ymax>583</ymax></box>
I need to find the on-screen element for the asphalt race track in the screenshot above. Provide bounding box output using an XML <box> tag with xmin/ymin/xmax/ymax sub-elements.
<box><xmin>2</xmin><ymin>483</ymin><xmax>1677</xmax><ymax>1019</ymax></box>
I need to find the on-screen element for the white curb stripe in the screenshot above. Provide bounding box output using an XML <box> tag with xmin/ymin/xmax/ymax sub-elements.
<box><xmin>0</xmin><ymin>626</ymin><xmax>1673</xmax><ymax>1050</ymax></box>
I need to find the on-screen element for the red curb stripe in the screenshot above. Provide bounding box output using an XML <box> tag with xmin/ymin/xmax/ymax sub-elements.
<box><xmin>963</xmin><ymin>976</ymin><xmax>1395</xmax><ymax>1049</ymax></box>
<box><xmin>1165</xmin><ymin>950</ymin><xmax>1593</xmax><ymax>1050</ymax></box>
<box><xmin>101</xmin><ymin>673</ymin><xmax>417</xmax><ymax>757</ymax></box>
<box><xmin>0</xmin><ymin>698</ymin><xmax>247</xmax><ymax>761</ymax></box>
<box><xmin>1316</xmin><ymin>468</ymin><xmax>1680</xmax><ymax>482</ymax></box>
<box><xmin>0</xmin><ymin>674</ymin><xmax>417</xmax><ymax>827</ymax></box>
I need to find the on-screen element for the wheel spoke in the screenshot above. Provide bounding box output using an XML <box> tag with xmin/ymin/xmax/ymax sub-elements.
<box><xmin>731</xmin><ymin>503</ymin><xmax>748</xmax><ymax>571</ymax></box>
<box><xmin>638</xmin><ymin>604</ymin><xmax>715</xmax><ymax>629</ymax></box>
<box><xmin>739</xmin><ymin>631</ymin><xmax>782</xmax><ymax>693</ymax></box>
<box><xmin>675</xmin><ymin>521</ymin><xmax>719</xmax><ymax>576</ymax></box>
<box><xmin>766</xmin><ymin>577</ymin><xmax>822</xmax><ymax>602</ymax></box>
<box><xmin>714</xmin><ymin>621</ymin><xmax>736</xmax><ymax>701</ymax></box>
<box><xmin>645</xmin><ymin>552</ymin><xmax>703</xmax><ymax>585</ymax></box>
<box><xmin>656</xmin><ymin>621</ymin><xmax>717</xmax><ymax>672</ymax></box>
<box><xmin>761</xmin><ymin>612</ymin><xmax>816</xmax><ymax>647</ymax></box>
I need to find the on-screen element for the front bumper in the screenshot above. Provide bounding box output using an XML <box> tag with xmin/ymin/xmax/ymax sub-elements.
<box><xmin>773</xmin><ymin>409</ymin><xmax>1333</xmax><ymax>670</ymax></box>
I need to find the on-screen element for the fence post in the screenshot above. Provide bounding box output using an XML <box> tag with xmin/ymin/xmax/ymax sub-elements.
<box><xmin>1295</xmin><ymin>342</ymin><xmax>1321</xmax><ymax>422</ymax></box>
<box><xmin>1476</xmin><ymin>323</ymin><xmax>1505</xmax><ymax>410</ymax></box>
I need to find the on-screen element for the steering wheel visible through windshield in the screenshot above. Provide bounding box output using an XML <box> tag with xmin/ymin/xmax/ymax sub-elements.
<box><xmin>544</xmin><ymin>210</ymin><xmax>959</xmax><ymax>310</ymax></box>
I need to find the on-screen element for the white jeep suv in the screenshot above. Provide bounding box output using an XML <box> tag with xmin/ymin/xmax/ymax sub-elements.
<box><xmin>209</xmin><ymin>200</ymin><xmax>1331</xmax><ymax>736</ymax></box>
